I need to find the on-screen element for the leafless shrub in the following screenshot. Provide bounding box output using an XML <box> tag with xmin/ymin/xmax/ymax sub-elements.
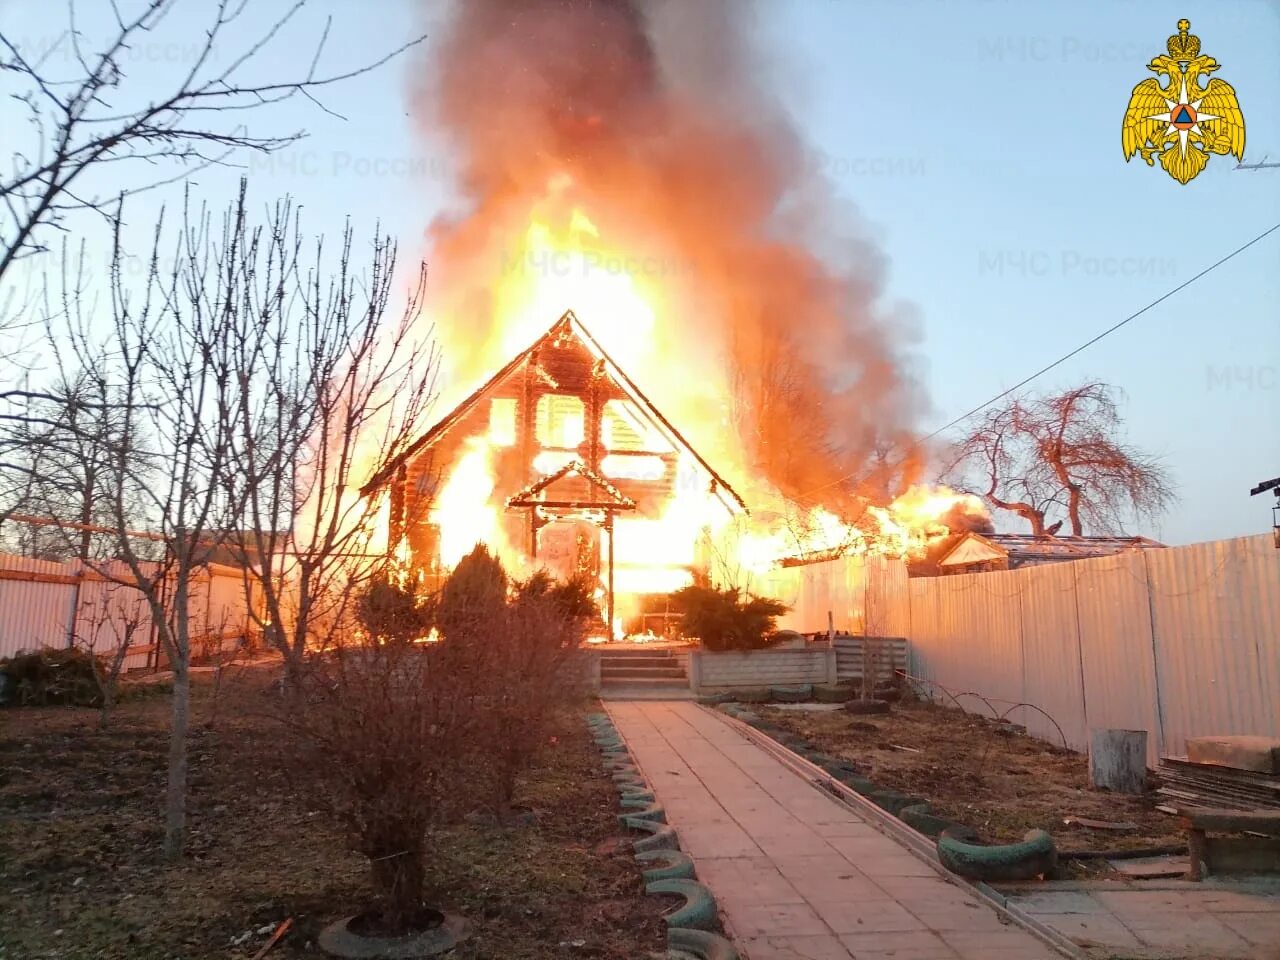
<box><xmin>280</xmin><ymin>580</ymin><xmax>487</xmax><ymax>934</ymax></box>
<box><xmin>432</xmin><ymin>548</ymin><xmax>592</xmax><ymax>822</ymax></box>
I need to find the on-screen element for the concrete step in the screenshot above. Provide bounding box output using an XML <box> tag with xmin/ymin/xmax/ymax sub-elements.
<box><xmin>600</xmin><ymin>655</ymin><xmax>682</xmax><ymax>669</ymax></box>
<box><xmin>600</xmin><ymin>674</ymin><xmax>688</xmax><ymax>684</ymax></box>
<box><xmin>599</xmin><ymin>683</ymin><xmax>695</xmax><ymax>701</ymax></box>
<box><xmin>601</xmin><ymin>670</ymin><xmax>691</xmax><ymax>686</ymax></box>
<box><xmin>598</xmin><ymin>647</ymin><xmax>680</xmax><ymax>658</ymax></box>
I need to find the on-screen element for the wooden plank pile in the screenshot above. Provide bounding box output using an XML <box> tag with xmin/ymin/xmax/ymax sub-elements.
<box><xmin>1157</xmin><ymin>756</ymin><xmax>1280</xmax><ymax>811</ymax></box>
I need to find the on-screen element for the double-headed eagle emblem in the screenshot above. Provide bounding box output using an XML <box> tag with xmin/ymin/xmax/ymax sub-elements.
<box><xmin>1122</xmin><ymin>19</ymin><xmax>1245</xmax><ymax>184</ymax></box>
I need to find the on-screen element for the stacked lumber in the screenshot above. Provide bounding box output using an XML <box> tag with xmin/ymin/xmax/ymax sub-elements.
<box><xmin>1157</xmin><ymin>756</ymin><xmax>1280</xmax><ymax>811</ymax></box>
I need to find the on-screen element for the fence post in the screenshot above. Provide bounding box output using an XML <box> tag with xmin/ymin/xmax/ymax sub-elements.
<box><xmin>687</xmin><ymin>650</ymin><xmax>701</xmax><ymax>692</ymax></box>
<box><xmin>1141</xmin><ymin>551</ymin><xmax>1168</xmax><ymax>758</ymax></box>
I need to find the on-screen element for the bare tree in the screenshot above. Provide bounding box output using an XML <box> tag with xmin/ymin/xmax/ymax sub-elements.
<box><xmin>945</xmin><ymin>382</ymin><xmax>1176</xmax><ymax>536</ymax></box>
<box><xmin>0</xmin><ymin>0</ymin><xmax>425</xmax><ymax>526</ymax></box>
<box><xmin>203</xmin><ymin>182</ymin><xmax>437</xmax><ymax>677</ymax></box>
<box><xmin>1</xmin><ymin>373</ymin><xmax>149</xmax><ymax>559</ymax></box>
<box><xmin>55</xmin><ymin>200</ymin><xmax>238</xmax><ymax>859</ymax></box>
<box><xmin>74</xmin><ymin>577</ymin><xmax>147</xmax><ymax>728</ymax></box>
<box><xmin>0</xmin><ymin>0</ymin><xmax>425</xmax><ymax>283</ymax></box>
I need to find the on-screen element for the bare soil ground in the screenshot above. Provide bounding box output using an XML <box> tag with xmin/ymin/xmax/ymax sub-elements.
<box><xmin>0</xmin><ymin>668</ymin><xmax>665</xmax><ymax>960</ymax></box>
<box><xmin>757</xmin><ymin>699</ymin><xmax>1183</xmax><ymax>855</ymax></box>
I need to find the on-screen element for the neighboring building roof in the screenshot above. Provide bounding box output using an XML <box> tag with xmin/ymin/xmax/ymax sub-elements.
<box><xmin>936</xmin><ymin>531</ymin><xmax>1166</xmax><ymax>570</ymax></box>
<box><xmin>360</xmin><ymin>310</ymin><xmax>746</xmax><ymax>514</ymax></box>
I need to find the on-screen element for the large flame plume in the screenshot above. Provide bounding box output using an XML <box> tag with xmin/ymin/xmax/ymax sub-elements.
<box><xmin>406</xmin><ymin>0</ymin><xmax>987</xmax><ymax>614</ymax></box>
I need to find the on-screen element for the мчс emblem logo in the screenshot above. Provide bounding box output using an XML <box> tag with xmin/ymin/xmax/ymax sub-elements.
<box><xmin>1122</xmin><ymin>19</ymin><xmax>1245</xmax><ymax>185</ymax></box>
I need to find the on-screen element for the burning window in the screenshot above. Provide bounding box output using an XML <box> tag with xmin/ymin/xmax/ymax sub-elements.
<box><xmin>535</xmin><ymin>394</ymin><xmax>585</xmax><ymax>448</ymax></box>
<box><xmin>602</xmin><ymin>399</ymin><xmax>671</xmax><ymax>453</ymax></box>
<box><xmin>489</xmin><ymin>398</ymin><xmax>516</xmax><ymax>446</ymax></box>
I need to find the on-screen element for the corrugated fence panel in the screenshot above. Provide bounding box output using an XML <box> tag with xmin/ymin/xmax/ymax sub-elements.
<box><xmin>1146</xmin><ymin>535</ymin><xmax>1280</xmax><ymax>758</ymax></box>
<box><xmin>748</xmin><ymin>536</ymin><xmax>1278</xmax><ymax>761</ymax></box>
<box><xmin>1074</xmin><ymin>550</ymin><xmax>1164</xmax><ymax>764</ymax></box>
<box><xmin>0</xmin><ymin>554</ymin><xmax>76</xmax><ymax>656</ymax></box>
<box><xmin>913</xmin><ymin>570</ymin><xmax>1026</xmax><ymax>710</ymax></box>
<box><xmin>72</xmin><ymin>566</ymin><xmax>158</xmax><ymax>672</ymax></box>
<box><xmin>1017</xmin><ymin>562</ymin><xmax>1087</xmax><ymax>750</ymax></box>
<box><xmin>0</xmin><ymin>551</ymin><xmax>250</xmax><ymax>668</ymax></box>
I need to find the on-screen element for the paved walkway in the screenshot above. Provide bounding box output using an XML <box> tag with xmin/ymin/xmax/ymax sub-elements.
<box><xmin>1006</xmin><ymin>884</ymin><xmax>1280</xmax><ymax>958</ymax></box>
<box><xmin>608</xmin><ymin>701</ymin><xmax>1062</xmax><ymax>960</ymax></box>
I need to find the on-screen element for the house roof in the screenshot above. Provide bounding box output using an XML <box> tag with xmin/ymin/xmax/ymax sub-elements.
<box><xmin>361</xmin><ymin>310</ymin><xmax>747</xmax><ymax>514</ymax></box>
<box><xmin>936</xmin><ymin>531</ymin><xmax>1166</xmax><ymax>568</ymax></box>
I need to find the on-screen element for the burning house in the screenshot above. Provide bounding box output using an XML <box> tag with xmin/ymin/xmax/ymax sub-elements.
<box><xmin>364</xmin><ymin>310</ymin><xmax>747</xmax><ymax>633</ymax></box>
<box><xmin>361</xmin><ymin>0</ymin><xmax>998</xmax><ymax>639</ymax></box>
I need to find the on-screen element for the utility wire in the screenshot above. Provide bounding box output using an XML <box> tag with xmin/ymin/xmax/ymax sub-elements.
<box><xmin>794</xmin><ymin>219</ymin><xmax>1280</xmax><ymax>505</ymax></box>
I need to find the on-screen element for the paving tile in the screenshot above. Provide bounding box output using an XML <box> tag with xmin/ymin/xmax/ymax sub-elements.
<box><xmin>1033</xmin><ymin>912</ymin><xmax>1144</xmax><ymax>950</ymax></box>
<box><xmin>1192</xmin><ymin>888</ymin><xmax>1280</xmax><ymax>913</ymax></box>
<box><xmin>826</xmin><ymin>835</ymin><xmax>914</xmax><ymax>861</ymax></box>
<box><xmin>1127</xmin><ymin>911</ymin><xmax>1254</xmax><ymax>953</ymax></box>
<box><xmin>755</xmin><ymin>829</ymin><xmax>840</xmax><ymax>859</ymax></box>
<box><xmin>905</xmin><ymin>899</ymin><xmax>1012</xmax><ymax>934</ymax></box>
<box><xmin>809</xmin><ymin>898</ymin><xmax>926</xmax><ymax>934</ymax></box>
<box><xmin>937</xmin><ymin>929</ymin><xmax>1064</xmax><ymax>960</ymax></box>
<box><xmin>811</xmin><ymin>821</ymin><xmax>881</xmax><ymax>839</ymax></box>
<box><xmin>724</xmin><ymin>902</ymin><xmax>831</xmax><ymax>939</ymax></box>
<box><xmin>837</xmin><ymin>929</ymin><xmax>960</xmax><ymax>959</ymax></box>
<box><xmin>863</xmin><ymin>875</ymin><xmax>969</xmax><ymax>902</ymax></box>
<box><xmin>1218</xmin><ymin>911</ymin><xmax>1280</xmax><ymax>946</ymax></box>
<box><xmin>737</xmin><ymin>934</ymin><xmax>853</xmax><ymax>959</ymax></box>
<box><xmin>847</xmin><ymin>854</ymin><xmax>940</xmax><ymax>878</ymax></box>
<box><xmin>1093</xmin><ymin>888</ymin><xmax>1210</xmax><ymax>914</ymax></box>
<box><xmin>1005</xmin><ymin>890</ymin><xmax>1108</xmax><ymax>915</ymax></box>
<box><xmin>692</xmin><ymin>857</ymin><xmax>806</xmax><ymax>905</ymax></box>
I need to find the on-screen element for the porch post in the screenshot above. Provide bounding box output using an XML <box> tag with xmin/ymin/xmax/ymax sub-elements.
<box><xmin>606</xmin><ymin>511</ymin><xmax>616</xmax><ymax>639</ymax></box>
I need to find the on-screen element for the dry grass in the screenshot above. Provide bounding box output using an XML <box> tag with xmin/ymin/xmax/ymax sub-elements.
<box><xmin>0</xmin><ymin>667</ymin><xmax>665</xmax><ymax>959</ymax></box>
<box><xmin>758</xmin><ymin>698</ymin><xmax>1182</xmax><ymax>852</ymax></box>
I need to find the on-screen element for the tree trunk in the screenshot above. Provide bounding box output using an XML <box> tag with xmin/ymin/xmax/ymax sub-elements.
<box><xmin>165</xmin><ymin>659</ymin><xmax>190</xmax><ymax>858</ymax></box>
<box><xmin>370</xmin><ymin>846</ymin><xmax>426</xmax><ymax>930</ymax></box>
<box><xmin>1067</xmin><ymin>484</ymin><xmax>1084</xmax><ymax>535</ymax></box>
<box><xmin>1089</xmin><ymin>728</ymin><xmax>1147</xmax><ymax>794</ymax></box>
<box><xmin>164</xmin><ymin>575</ymin><xmax>192</xmax><ymax>860</ymax></box>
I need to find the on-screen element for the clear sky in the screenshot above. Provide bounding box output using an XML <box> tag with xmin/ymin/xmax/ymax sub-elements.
<box><xmin>2</xmin><ymin>0</ymin><xmax>1277</xmax><ymax>545</ymax></box>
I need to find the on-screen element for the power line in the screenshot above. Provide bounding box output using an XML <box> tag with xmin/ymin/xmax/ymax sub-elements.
<box><xmin>1236</xmin><ymin>156</ymin><xmax>1280</xmax><ymax>171</ymax></box>
<box><xmin>794</xmin><ymin>219</ymin><xmax>1280</xmax><ymax>505</ymax></box>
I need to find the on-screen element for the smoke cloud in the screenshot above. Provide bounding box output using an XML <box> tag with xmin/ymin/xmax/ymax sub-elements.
<box><xmin>413</xmin><ymin>0</ymin><xmax>926</xmax><ymax>512</ymax></box>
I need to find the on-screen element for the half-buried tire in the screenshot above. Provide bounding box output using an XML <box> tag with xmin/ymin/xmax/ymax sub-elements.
<box><xmin>936</xmin><ymin>828</ymin><xmax>1058</xmax><ymax>882</ymax></box>
<box><xmin>814</xmin><ymin>683</ymin><xmax>855</xmax><ymax>703</ymax></box>
<box><xmin>770</xmin><ymin>684</ymin><xmax>812</xmax><ymax>703</ymax></box>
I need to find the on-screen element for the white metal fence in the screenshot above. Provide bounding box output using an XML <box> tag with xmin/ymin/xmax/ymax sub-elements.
<box><xmin>0</xmin><ymin>552</ymin><xmax>251</xmax><ymax>671</ymax></box>
<box><xmin>761</xmin><ymin>535</ymin><xmax>1280</xmax><ymax>765</ymax></box>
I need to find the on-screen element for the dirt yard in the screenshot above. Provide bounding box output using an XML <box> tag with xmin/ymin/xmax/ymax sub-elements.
<box><xmin>0</xmin><ymin>668</ymin><xmax>665</xmax><ymax>960</ymax></box>
<box><xmin>757</xmin><ymin>699</ymin><xmax>1182</xmax><ymax>855</ymax></box>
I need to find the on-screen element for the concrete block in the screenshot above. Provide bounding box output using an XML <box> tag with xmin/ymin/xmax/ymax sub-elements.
<box><xmin>1186</xmin><ymin>735</ymin><xmax>1280</xmax><ymax>774</ymax></box>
